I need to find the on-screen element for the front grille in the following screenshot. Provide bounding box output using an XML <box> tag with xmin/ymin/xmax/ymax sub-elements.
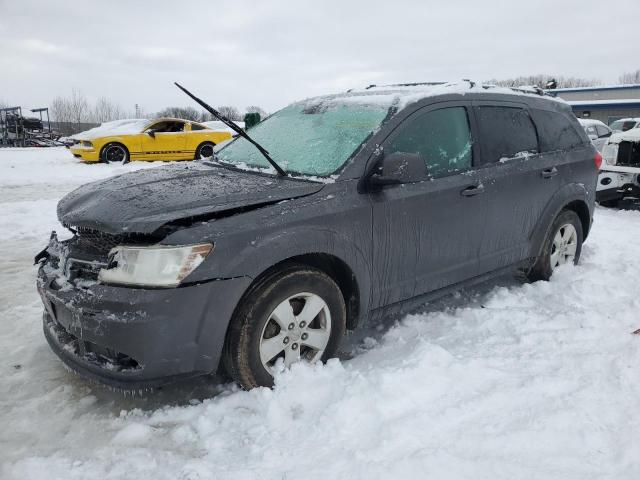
<box><xmin>617</xmin><ymin>141</ymin><xmax>640</xmax><ymax>167</ymax></box>
<box><xmin>60</xmin><ymin>228</ymin><xmax>159</xmax><ymax>284</ymax></box>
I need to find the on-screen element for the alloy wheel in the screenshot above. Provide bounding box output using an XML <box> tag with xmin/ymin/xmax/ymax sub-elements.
<box><xmin>550</xmin><ymin>223</ymin><xmax>578</xmax><ymax>270</ymax></box>
<box><xmin>259</xmin><ymin>292</ymin><xmax>332</xmax><ymax>370</ymax></box>
<box><xmin>104</xmin><ymin>145</ymin><xmax>126</xmax><ymax>163</ymax></box>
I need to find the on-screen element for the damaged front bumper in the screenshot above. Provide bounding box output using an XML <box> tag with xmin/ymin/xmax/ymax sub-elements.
<box><xmin>36</xmin><ymin>233</ymin><xmax>251</xmax><ymax>389</ymax></box>
<box><xmin>596</xmin><ymin>168</ymin><xmax>640</xmax><ymax>203</ymax></box>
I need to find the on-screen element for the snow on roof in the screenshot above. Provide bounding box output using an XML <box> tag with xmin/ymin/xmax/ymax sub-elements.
<box><xmin>578</xmin><ymin>118</ymin><xmax>607</xmax><ymax>127</ymax></box>
<box><xmin>607</xmin><ymin>128</ymin><xmax>640</xmax><ymax>144</ymax></box>
<box><xmin>71</xmin><ymin>119</ymin><xmax>150</xmax><ymax>140</ymax></box>
<box><xmin>611</xmin><ymin>117</ymin><xmax>640</xmax><ymax>122</ymax></box>
<box><xmin>296</xmin><ymin>81</ymin><xmax>563</xmax><ymax>112</ymax></box>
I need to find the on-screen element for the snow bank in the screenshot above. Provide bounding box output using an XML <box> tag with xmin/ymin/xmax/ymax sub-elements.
<box><xmin>1</xmin><ymin>148</ymin><xmax>640</xmax><ymax>479</ymax></box>
<box><xmin>71</xmin><ymin>119</ymin><xmax>150</xmax><ymax>141</ymax></box>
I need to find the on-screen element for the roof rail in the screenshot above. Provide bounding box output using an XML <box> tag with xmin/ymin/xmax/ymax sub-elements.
<box><xmin>364</xmin><ymin>81</ymin><xmax>446</xmax><ymax>90</ymax></box>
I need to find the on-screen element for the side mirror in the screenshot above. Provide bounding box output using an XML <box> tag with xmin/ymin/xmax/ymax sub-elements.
<box><xmin>369</xmin><ymin>152</ymin><xmax>425</xmax><ymax>186</ymax></box>
<box><xmin>146</xmin><ymin>129</ymin><xmax>156</xmax><ymax>138</ymax></box>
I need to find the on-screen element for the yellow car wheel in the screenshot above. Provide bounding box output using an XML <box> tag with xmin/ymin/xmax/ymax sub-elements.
<box><xmin>195</xmin><ymin>141</ymin><xmax>216</xmax><ymax>160</ymax></box>
<box><xmin>101</xmin><ymin>143</ymin><xmax>129</xmax><ymax>164</ymax></box>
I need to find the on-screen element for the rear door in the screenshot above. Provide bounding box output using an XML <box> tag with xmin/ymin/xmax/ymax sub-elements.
<box><xmin>471</xmin><ymin>102</ymin><xmax>560</xmax><ymax>272</ymax></box>
<box><xmin>370</xmin><ymin>103</ymin><xmax>488</xmax><ymax>305</ymax></box>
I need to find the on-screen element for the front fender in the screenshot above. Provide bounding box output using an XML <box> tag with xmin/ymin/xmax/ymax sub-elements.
<box><xmin>221</xmin><ymin>225</ymin><xmax>373</xmax><ymax>323</ymax></box>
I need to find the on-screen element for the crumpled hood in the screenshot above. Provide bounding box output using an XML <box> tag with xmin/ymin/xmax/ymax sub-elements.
<box><xmin>57</xmin><ymin>163</ymin><xmax>324</xmax><ymax>234</ymax></box>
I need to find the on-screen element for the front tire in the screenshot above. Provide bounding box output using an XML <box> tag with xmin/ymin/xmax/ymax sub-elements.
<box><xmin>100</xmin><ymin>143</ymin><xmax>129</xmax><ymax>164</ymax></box>
<box><xmin>195</xmin><ymin>141</ymin><xmax>216</xmax><ymax>159</ymax></box>
<box><xmin>222</xmin><ymin>264</ymin><xmax>346</xmax><ymax>389</ymax></box>
<box><xmin>527</xmin><ymin>209</ymin><xmax>583</xmax><ymax>282</ymax></box>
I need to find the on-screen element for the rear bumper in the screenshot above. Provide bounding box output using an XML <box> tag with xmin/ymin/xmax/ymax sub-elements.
<box><xmin>37</xmin><ymin>267</ymin><xmax>251</xmax><ymax>388</ymax></box>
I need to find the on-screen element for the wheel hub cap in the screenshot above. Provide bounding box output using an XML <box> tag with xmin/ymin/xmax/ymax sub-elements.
<box><xmin>259</xmin><ymin>292</ymin><xmax>332</xmax><ymax>371</ymax></box>
<box><xmin>550</xmin><ymin>223</ymin><xmax>578</xmax><ymax>270</ymax></box>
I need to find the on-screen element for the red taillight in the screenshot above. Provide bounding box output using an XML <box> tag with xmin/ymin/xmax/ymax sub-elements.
<box><xmin>594</xmin><ymin>151</ymin><xmax>602</xmax><ymax>169</ymax></box>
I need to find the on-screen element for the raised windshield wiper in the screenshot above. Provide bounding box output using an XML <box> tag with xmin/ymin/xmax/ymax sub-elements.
<box><xmin>174</xmin><ymin>82</ymin><xmax>287</xmax><ymax>177</ymax></box>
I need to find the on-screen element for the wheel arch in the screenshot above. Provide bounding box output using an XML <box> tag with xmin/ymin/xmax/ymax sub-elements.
<box><xmin>195</xmin><ymin>141</ymin><xmax>216</xmax><ymax>159</ymax></box>
<box><xmin>529</xmin><ymin>183</ymin><xmax>593</xmax><ymax>261</ymax></box>
<box><xmin>239</xmin><ymin>252</ymin><xmax>361</xmax><ymax>331</ymax></box>
<box><xmin>99</xmin><ymin>141</ymin><xmax>129</xmax><ymax>162</ymax></box>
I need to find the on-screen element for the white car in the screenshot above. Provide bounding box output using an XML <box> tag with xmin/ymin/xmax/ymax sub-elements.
<box><xmin>597</xmin><ymin>128</ymin><xmax>640</xmax><ymax>206</ymax></box>
<box><xmin>609</xmin><ymin>118</ymin><xmax>640</xmax><ymax>133</ymax></box>
<box><xmin>578</xmin><ymin>118</ymin><xmax>611</xmax><ymax>152</ymax></box>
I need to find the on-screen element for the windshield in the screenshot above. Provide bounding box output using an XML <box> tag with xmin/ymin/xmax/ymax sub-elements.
<box><xmin>610</xmin><ymin>120</ymin><xmax>637</xmax><ymax>132</ymax></box>
<box><xmin>217</xmin><ymin>100</ymin><xmax>390</xmax><ymax>177</ymax></box>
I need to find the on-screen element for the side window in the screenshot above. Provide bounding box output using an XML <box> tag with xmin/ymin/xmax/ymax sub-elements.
<box><xmin>585</xmin><ymin>125</ymin><xmax>598</xmax><ymax>137</ymax></box>
<box><xmin>191</xmin><ymin>123</ymin><xmax>206</xmax><ymax>131</ymax></box>
<box><xmin>387</xmin><ymin>107</ymin><xmax>472</xmax><ymax>178</ymax></box>
<box><xmin>531</xmin><ymin>109</ymin><xmax>586</xmax><ymax>152</ymax></box>
<box><xmin>475</xmin><ymin>106</ymin><xmax>538</xmax><ymax>164</ymax></box>
<box><xmin>596</xmin><ymin>124</ymin><xmax>611</xmax><ymax>137</ymax></box>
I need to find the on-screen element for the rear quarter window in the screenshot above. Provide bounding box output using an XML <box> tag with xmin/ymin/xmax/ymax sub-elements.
<box><xmin>531</xmin><ymin>109</ymin><xmax>587</xmax><ymax>152</ymax></box>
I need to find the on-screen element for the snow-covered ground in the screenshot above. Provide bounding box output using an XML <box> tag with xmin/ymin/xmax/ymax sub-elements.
<box><xmin>1</xmin><ymin>147</ymin><xmax>639</xmax><ymax>479</ymax></box>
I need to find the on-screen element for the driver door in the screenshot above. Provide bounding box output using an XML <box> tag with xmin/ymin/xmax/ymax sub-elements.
<box><xmin>140</xmin><ymin>121</ymin><xmax>188</xmax><ymax>159</ymax></box>
<box><xmin>370</xmin><ymin>103</ymin><xmax>488</xmax><ymax>307</ymax></box>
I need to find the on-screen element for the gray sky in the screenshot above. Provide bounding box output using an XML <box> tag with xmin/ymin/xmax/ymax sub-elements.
<box><xmin>0</xmin><ymin>0</ymin><xmax>637</xmax><ymax>115</ymax></box>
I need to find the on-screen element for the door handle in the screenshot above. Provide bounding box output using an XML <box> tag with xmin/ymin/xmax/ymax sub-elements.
<box><xmin>541</xmin><ymin>167</ymin><xmax>558</xmax><ymax>178</ymax></box>
<box><xmin>460</xmin><ymin>184</ymin><xmax>485</xmax><ymax>197</ymax></box>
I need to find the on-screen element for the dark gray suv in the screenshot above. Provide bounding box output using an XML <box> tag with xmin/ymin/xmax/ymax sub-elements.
<box><xmin>36</xmin><ymin>83</ymin><xmax>599</xmax><ymax>389</ymax></box>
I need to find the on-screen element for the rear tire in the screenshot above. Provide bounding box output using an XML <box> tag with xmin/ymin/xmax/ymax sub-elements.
<box><xmin>222</xmin><ymin>264</ymin><xmax>346</xmax><ymax>389</ymax></box>
<box><xmin>526</xmin><ymin>209</ymin><xmax>583</xmax><ymax>282</ymax></box>
<box><xmin>195</xmin><ymin>142</ymin><xmax>216</xmax><ymax>159</ymax></box>
<box><xmin>100</xmin><ymin>143</ymin><xmax>129</xmax><ymax>164</ymax></box>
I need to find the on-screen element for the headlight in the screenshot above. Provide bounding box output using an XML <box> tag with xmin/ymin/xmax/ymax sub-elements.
<box><xmin>602</xmin><ymin>143</ymin><xmax>618</xmax><ymax>165</ymax></box>
<box><xmin>98</xmin><ymin>243</ymin><xmax>213</xmax><ymax>287</ymax></box>
<box><xmin>81</xmin><ymin>141</ymin><xmax>93</xmax><ymax>148</ymax></box>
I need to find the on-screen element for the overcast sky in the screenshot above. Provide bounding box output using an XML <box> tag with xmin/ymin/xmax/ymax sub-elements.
<box><xmin>0</xmin><ymin>0</ymin><xmax>637</xmax><ymax>115</ymax></box>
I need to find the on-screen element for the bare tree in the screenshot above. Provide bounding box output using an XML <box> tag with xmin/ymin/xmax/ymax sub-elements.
<box><xmin>619</xmin><ymin>70</ymin><xmax>640</xmax><ymax>84</ymax></box>
<box><xmin>488</xmin><ymin>75</ymin><xmax>600</xmax><ymax>89</ymax></box>
<box><xmin>92</xmin><ymin>97</ymin><xmax>125</xmax><ymax>123</ymax></box>
<box><xmin>155</xmin><ymin>106</ymin><xmax>200</xmax><ymax>121</ymax></box>
<box><xmin>68</xmin><ymin>88</ymin><xmax>89</xmax><ymax>126</ymax></box>
<box><xmin>217</xmin><ymin>105</ymin><xmax>241</xmax><ymax>121</ymax></box>
<box><xmin>50</xmin><ymin>96</ymin><xmax>72</xmax><ymax>124</ymax></box>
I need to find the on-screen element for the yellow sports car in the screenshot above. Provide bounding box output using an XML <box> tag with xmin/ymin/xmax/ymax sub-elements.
<box><xmin>69</xmin><ymin>118</ymin><xmax>233</xmax><ymax>163</ymax></box>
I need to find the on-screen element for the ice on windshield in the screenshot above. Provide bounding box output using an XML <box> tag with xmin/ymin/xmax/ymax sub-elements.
<box><xmin>217</xmin><ymin>100</ymin><xmax>390</xmax><ymax>177</ymax></box>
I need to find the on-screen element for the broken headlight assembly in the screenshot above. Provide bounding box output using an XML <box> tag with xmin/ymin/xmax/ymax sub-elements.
<box><xmin>602</xmin><ymin>143</ymin><xmax>618</xmax><ymax>166</ymax></box>
<box><xmin>98</xmin><ymin>243</ymin><xmax>213</xmax><ymax>287</ymax></box>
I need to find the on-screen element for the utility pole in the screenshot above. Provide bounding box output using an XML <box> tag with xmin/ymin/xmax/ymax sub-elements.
<box><xmin>135</xmin><ymin>104</ymin><xmax>140</xmax><ymax>117</ymax></box>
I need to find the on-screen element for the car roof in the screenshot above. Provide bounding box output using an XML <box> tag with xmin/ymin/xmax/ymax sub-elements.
<box><xmin>294</xmin><ymin>81</ymin><xmax>567</xmax><ymax>117</ymax></box>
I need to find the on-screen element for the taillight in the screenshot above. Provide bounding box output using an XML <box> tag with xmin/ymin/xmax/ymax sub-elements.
<box><xmin>594</xmin><ymin>151</ymin><xmax>602</xmax><ymax>169</ymax></box>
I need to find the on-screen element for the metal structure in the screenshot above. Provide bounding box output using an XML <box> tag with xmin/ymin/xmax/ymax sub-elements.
<box><xmin>1</xmin><ymin>105</ymin><xmax>59</xmax><ymax>147</ymax></box>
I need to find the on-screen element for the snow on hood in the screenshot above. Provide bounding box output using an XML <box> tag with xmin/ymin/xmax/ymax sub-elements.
<box><xmin>202</xmin><ymin>120</ymin><xmax>245</xmax><ymax>133</ymax></box>
<box><xmin>606</xmin><ymin>128</ymin><xmax>640</xmax><ymax>144</ymax></box>
<box><xmin>57</xmin><ymin>163</ymin><xmax>324</xmax><ymax>234</ymax></box>
<box><xmin>294</xmin><ymin>81</ymin><xmax>565</xmax><ymax>113</ymax></box>
<box><xmin>71</xmin><ymin>119</ymin><xmax>150</xmax><ymax>141</ymax></box>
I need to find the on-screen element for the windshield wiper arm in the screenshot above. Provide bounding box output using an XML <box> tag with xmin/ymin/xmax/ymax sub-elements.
<box><xmin>174</xmin><ymin>82</ymin><xmax>287</xmax><ymax>177</ymax></box>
